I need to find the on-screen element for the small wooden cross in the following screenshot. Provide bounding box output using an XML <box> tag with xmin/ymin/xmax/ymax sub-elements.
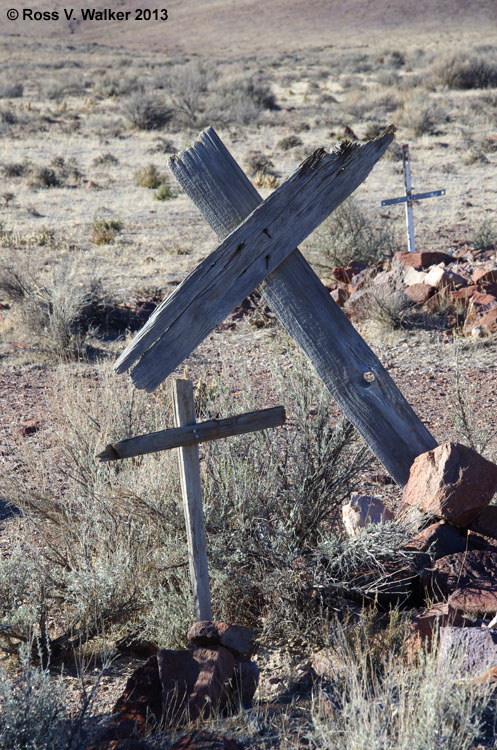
<box><xmin>381</xmin><ymin>144</ymin><xmax>446</xmax><ymax>253</ymax></box>
<box><xmin>97</xmin><ymin>379</ymin><xmax>285</xmax><ymax>621</ymax></box>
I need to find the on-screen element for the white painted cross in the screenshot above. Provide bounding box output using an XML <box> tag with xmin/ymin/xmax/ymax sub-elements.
<box><xmin>381</xmin><ymin>144</ymin><xmax>446</xmax><ymax>253</ymax></box>
<box><xmin>97</xmin><ymin>379</ymin><xmax>285</xmax><ymax>621</ymax></box>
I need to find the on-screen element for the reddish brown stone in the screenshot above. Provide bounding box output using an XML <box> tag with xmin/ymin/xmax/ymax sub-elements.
<box><xmin>429</xmin><ymin>550</ymin><xmax>497</xmax><ymax>602</ymax></box>
<box><xmin>478</xmin><ymin>307</ymin><xmax>497</xmax><ymax>332</ymax></box>
<box><xmin>449</xmin><ymin>586</ymin><xmax>497</xmax><ymax>614</ymax></box>
<box><xmin>471</xmin><ymin>291</ymin><xmax>497</xmax><ymax>310</ymax></box>
<box><xmin>406</xmin><ymin>521</ymin><xmax>469</xmax><ymax>563</ymax></box>
<box><xmin>186</xmin><ymin>621</ymin><xmax>256</xmax><ymax>656</ymax></box>
<box><xmin>394</xmin><ymin>251</ymin><xmax>453</xmax><ymax>269</ymax></box>
<box><xmin>157</xmin><ymin>650</ymin><xmax>200</xmax><ymax>720</ymax></box>
<box><xmin>472</xmin><ymin>267</ymin><xmax>497</xmax><ymax>285</ymax></box>
<box><xmin>188</xmin><ymin>647</ymin><xmax>235</xmax><ymax>719</ymax></box>
<box><xmin>451</xmin><ymin>285</ymin><xmax>478</xmax><ymax>301</ymax></box>
<box><xmin>405</xmin><ymin>602</ymin><xmax>469</xmax><ymax>661</ymax></box>
<box><xmin>171</xmin><ymin>732</ymin><xmax>244</xmax><ymax>750</ymax></box>
<box><xmin>112</xmin><ymin>655</ymin><xmax>162</xmax><ymax>732</ymax></box>
<box><xmin>405</xmin><ymin>283</ymin><xmax>434</xmax><ymax>304</ymax></box>
<box><xmin>469</xmin><ymin>506</ymin><xmax>497</xmax><ymax>540</ymax></box>
<box><xmin>402</xmin><ymin>442</ymin><xmax>497</xmax><ymax>526</ymax></box>
<box><xmin>332</xmin><ymin>261</ymin><xmax>367</xmax><ymax>284</ymax></box>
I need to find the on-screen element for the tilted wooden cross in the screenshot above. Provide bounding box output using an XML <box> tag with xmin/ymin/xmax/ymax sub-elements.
<box><xmin>98</xmin><ymin>378</ymin><xmax>285</xmax><ymax>620</ymax></box>
<box><xmin>381</xmin><ymin>144</ymin><xmax>446</xmax><ymax>254</ymax></box>
<box><xmin>114</xmin><ymin>127</ymin><xmax>438</xmax><ymax>486</ymax></box>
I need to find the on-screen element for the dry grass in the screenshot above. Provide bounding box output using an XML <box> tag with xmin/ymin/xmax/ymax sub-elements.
<box><xmin>0</xmin><ymin>28</ymin><xmax>497</xmax><ymax>748</ymax></box>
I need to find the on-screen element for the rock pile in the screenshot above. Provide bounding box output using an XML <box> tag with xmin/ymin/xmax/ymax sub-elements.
<box><xmin>402</xmin><ymin>443</ymin><xmax>497</xmax><ymax>675</ymax></box>
<box><xmin>326</xmin><ymin>245</ymin><xmax>497</xmax><ymax>335</ymax></box>
<box><xmin>91</xmin><ymin>622</ymin><xmax>258</xmax><ymax>750</ymax></box>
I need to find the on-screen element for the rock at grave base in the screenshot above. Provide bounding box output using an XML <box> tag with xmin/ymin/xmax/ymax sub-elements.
<box><xmin>112</xmin><ymin>655</ymin><xmax>162</xmax><ymax>733</ymax></box>
<box><xmin>449</xmin><ymin>586</ymin><xmax>497</xmax><ymax>615</ymax></box>
<box><xmin>426</xmin><ymin>550</ymin><xmax>497</xmax><ymax>613</ymax></box>
<box><xmin>171</xmin><ymin>731</ymin><xmax>244</xmax><ymax>750</ymax></box>
<box><xmin>158</xmin><ymin>646</ymin><xmax>235</xmax><ymax>722</ymax></box>
<box><xmin>405</xmin><ymin>603</ymin><xmax>469</xmax><ymax>662</ymax></box>
<box><xmin>469</xmin><ymin>505</ymin><xmax>497</xmax><ymax>541</ymax></box>
<box><xmin>156</xmin><ymin>649</ymin><xmax>200</xmax><ymax>722</ymax></box>
<box><xmin>478</xmin><ymin>307</ymin><xmax>497</xmax><ymax>332</ymax></box>
<box><xmin>394</xmin><ymin>251</ymin><xmax>453</xmax><ymax>269</ymax></box>
<box><xmin>188</xmin><ymin>646</ymin><xmax>235</xmax><ymax>719</ymax></box>
<box><xmin>405</xmin><ymin>283</ymin><xmax>434</xmax><ymax>305</ymax></box>
<box><xmin>405</xmin><ymin>520</ymin><xmax>470</xmax><ymax>565</ymax></box>
<box><xmin>342</xmin><ymin>493</ymin><xmax>394</xmax><ymax>538</ymax></box>
<box><xmin>402</xmin><ymin>442</ymin><xmax>497</xmax><ymax>527</ymax></box>
<box><xmin>187</xmin><ymin>621</ymin><xmax>256</xmax><ymax>657</ymax></box>
<box><xmin>438</xmin><ymin>626</ymin><xmax>497</xmax><ymax>679</ymax></box>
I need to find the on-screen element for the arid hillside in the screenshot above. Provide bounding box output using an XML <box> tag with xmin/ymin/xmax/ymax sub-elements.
<box><xmin>2</xmin><ymin>0</ymin><xmax>497</xmax><ymax>55</ymax></box>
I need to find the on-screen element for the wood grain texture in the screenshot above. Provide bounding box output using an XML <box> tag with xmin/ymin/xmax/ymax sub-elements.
<box><xmin>96</xmin><ymin>405</ymin><xmax>285</xmax><ymax>461</ymax></box>
<box><xmin>114</xmin><ymin>127</ymin><xmax>394</xmax><ymax>391</ymax></box>
<box><xmin>165</xmin><ymin>127</ymin><xmax>437</xmax><ymax>486</ymax></box>
<box><xmin>173</xmin><ymin>379</ymin><xmax>212</xmax><ymax>622</ymax></box>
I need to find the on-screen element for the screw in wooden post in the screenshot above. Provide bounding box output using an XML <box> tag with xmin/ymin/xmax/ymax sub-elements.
<box><xmin>172</xmin><ymin>378</ymin><xmax>213</xmax><ymax>622</ymax></box>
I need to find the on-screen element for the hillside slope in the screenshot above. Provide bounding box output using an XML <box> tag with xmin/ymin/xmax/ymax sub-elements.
<box><xmin>2</xmin><ymin>0</ymin><xmax>496</xmax><ymax>55</ymax></box>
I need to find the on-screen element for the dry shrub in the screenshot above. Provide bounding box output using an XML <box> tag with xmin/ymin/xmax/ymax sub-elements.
<box><xmin>308</xmin><ymin>197</ymin><xmax>396</xmax><ymax>272</ymax></box>
<box><xmin>432</xmin><ymin>50</ymin><xmax>497</xmax><ymax>90</ymax></box>
<box><xmin>394</xmin><ymin>94</ymin><xmax>448</xmax><ymax>136</ymax></box>
<box><xmin>121</xmin><ymin>91</ymin><xmax>172</xmax><ymax>130</ymax></box>
<box><xmin>0</xmin><ymin>261</ymin><xmax>113</xmax><ymax>357</ymax></box>
<box><xmin>134</xmin><ymin>164</ymin><xmax>166</xmax><ymax>189</ymax></box>
<box><xmin>90</xmin><ymin>218</ymin><xmax>122</xmax><ymax>245</ymax></box>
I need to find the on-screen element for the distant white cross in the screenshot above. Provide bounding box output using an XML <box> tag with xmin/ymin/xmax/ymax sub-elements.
<box><xmin>381</xmin><ymin>144</ymin><xmax>446</xmax><ymax>253</ymax></box>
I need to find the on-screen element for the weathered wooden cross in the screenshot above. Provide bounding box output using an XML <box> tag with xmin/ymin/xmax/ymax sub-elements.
<box><xmin>114</xmin><ymin>127</ymin><xmax>438</xmax><ymax>486</ymax></box>
<box><xmin>381</xmin><ymin>143</ymin><xmax>446</xmax><ymax>253</ymax></box>
<box><xmin>98</xmin><ymin>378</ymin><xmax>285</xmax><ymax>620</ymax></box>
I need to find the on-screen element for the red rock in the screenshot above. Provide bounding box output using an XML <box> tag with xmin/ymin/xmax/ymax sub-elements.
<box><xmin>472</xmin><ymin>267</ymin><xmax>497</xmax><ymax>285</ymax></box>
<box><xmin>332</xmin><ymin>261</ymin><xmax>367</xmax><ymax>284</ymax></box>
<box><xmin>330</xmin><ymin>287</ymin><xmax>348</xmax><ymax>306</ymax></box>
<box><xmin>438</xmin><ymin>625</ymin><xmax>497</xmax><ymax>678</ymax></box>
<box><xmin>405</xmin><ymin>283</ymin><xmax>434</xmax><ymax>304</ymax></box>
<box><xmin>406</xmin><ymin>521</ymin><xmax>470</xmax><ymax>562</ymax></box>
<box><xmin>402</xmin><ymin>442</ymin><xmax>497</xmax><ymax>526</ymax></box>
<box><xmin>451</xmin><ymin>285</ymin><xmax>478</xmax><ymax>301</ymax></box>
<box><xmin>449</xmin><ymin>586</ymin><xmax>497</xmax><ymax>614</ymax></box>
<box><xmin>156</xmin><ymin>650</ymin><xmax>200</xmax><ymax>720</ymax></box>
<box><xmin>405</xmin><ymin>602</ymin><xmax>470</xmax><ymax>661</ymax></box>
<box><xmin>469</xmin><ymin>506</ymin><xmax>497</xmax><ymax>540</ymax></box>
<box><xmin>478</xmin><ymin>307</ymin><xmax>497</xmax><ymax>332</ymax></box>
<box><xmin>112</xmin><ymin>655</ymin><xmax>162</xmax><ymax>732</ymax></box>
<box><xmin>18</xmin><ymin>419</ymin><xmax>41</xmax><ymax>437</ymax></box>
<box><xmin>171</xmin><ymin>732</ymin><xmax>244</xmax><ymax>750</ymax></box>
<box><xmin>471</xmin><ymin>291</ymin><xmax>497</xmax><ymax>310</ymax></box>
<box><xmin>424</xmin><ymin>266</ymin><xmax>467</xmax><ymax>290</ymax></box>
<box><xmin>480</xmin><ymin>281</ymin><xmax>497</xmax><ymax>296</ymax></box>
<box><xmin>428</xmin><ymin>550</ymin><xmax>497</xmax><ymax>605</ymax></box>
<box><xmin>186</xmin><ymin>621</ymin><xmax>256</xmax><ymax>657</ymax></box>
<box><xmin>188</xmin><ymin>647</ymin><xmax>235</xmax><ymax>719</ymax></box>
<box><xmin>394</xmin><ymin>251</ymin><xmax>453</xmax><ymax>269</ymax></box>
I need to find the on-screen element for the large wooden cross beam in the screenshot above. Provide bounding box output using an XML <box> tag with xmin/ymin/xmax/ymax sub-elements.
<box><xmin>115</xmin><ymin>128</ymin><xmax>437</xmax><ymax>485</ymax></box>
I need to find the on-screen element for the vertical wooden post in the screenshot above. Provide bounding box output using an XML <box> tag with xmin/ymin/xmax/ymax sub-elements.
<box><xmin>172</xmin><ymin>379</ymin><xmax>213</xmax><ymax>621</ymax></box>
<box><xmin>402</xmin><ymin>144</ymin><xmax>416</xmax><ymax>253</ymax></box>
